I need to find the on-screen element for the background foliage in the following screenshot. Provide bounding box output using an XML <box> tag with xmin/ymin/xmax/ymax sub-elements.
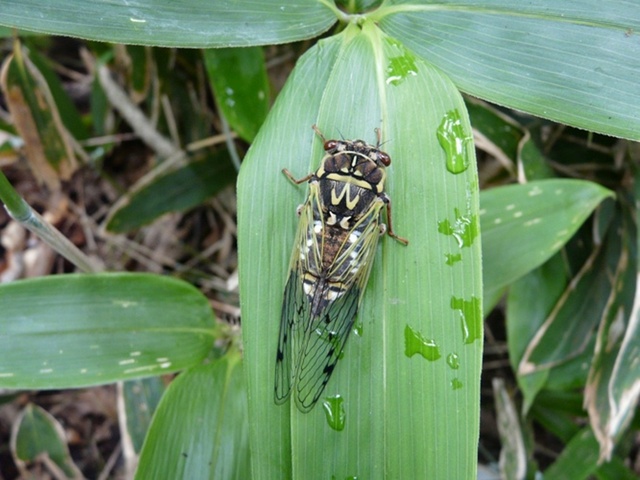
<box><xmin>0</xmin><ymin>1</ymin><xmax>638</xmax><ymax>479</ymax></box>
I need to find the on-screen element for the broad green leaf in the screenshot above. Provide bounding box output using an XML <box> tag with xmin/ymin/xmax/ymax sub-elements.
<box><xmin>105</xmin><ymin>152</ymin><xmax>235</xmax><ymax>233</ymax></box>
<box><xmin>496</xmin><ymin>180</ymin><xmax>613</xmax><ymax>412</ymax></box>
<box><xmin>0</xmin><ymin>1</ymin><xmax>335</xmax><ymax>47</ymax></box>
<box><xmin>518</xmin><ymin>209</ymin><xmax>624</xmax><ymax>376</ymax></box>
<box><xmin>11</xmin><ymin>403</ymin><xmax>83</xmax><ymax>478</ymax></box>
<box><xmin>3</xmin><ymin>2</ymin><xmax>638</xmax><ymax>140</ymax></box>
<box><xmin>203</xmin><ymin>47</ymin><xmax>270</xmax><ymax>142</ymax></box>
<box><xmin>377</xmin><ymin>1</ymin><xmax>640</xmax><ymax>140</ymax></box>
<box><xmin>481</xmin><ymin>179</ymin><xmax>613</xmax><ymax>303</ymax></box>
<box><xmin>0</xmin><ymin>273</ymin><xmax>215</xmax><ymax>388</ymax></box>
<box><xmin>135</xmin><ymin>353</ymin><xmax>250</xmax><ymax>480</ymax></box>
<box><xmin>238</xmin><ymin>21</ymin><xmax>482</xmax><ymax>480</ymax></box>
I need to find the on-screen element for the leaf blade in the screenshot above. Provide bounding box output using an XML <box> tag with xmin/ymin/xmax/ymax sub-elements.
<box><xmin>238</xmin><ymin>22</ymin><xmax>482</xmax><ymax>479</ymax></box>
<box><xmin>379</xmin><ymin>1</ymin><xmax>640</xmax><ymax>139</ymax></box>
<box><xmin>0</xmin><ymin>0</ymin><xmax>335</xmax><ymax>47</ymax></box>
<box><xmin>0</xmin><ymin>273</ymin><xmax>216</xmax><ymax>388</ymax></box>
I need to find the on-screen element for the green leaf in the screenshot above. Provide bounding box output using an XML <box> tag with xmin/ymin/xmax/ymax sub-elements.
<box><xmin>105</xmin><ymin>152</ymin><xmax>235</xmax><ymax>233</ymax></box>
<box><xmin>0</xmin><ymin>1</ymin><xmax>335</xmax><ymax>47</ymax></box>
<box><xmin>203</xmin><ymin>47</ymin><xmax>270</xmax><ymax>142</ymax></box>
<box><xmin>481</xmin><ymin>179</ymin><xmax>614</xmax><ymax>302</ymax></box>
<box><xmin>11</xmin><ymin>403</ymin><xmax>83</xmax><ymax>478</ymax></box>
<box><xmin>0</xmin><ymin>273</ymin><xmax>215</xmax><ymax>388</ymax></box>
<box><xmin>377</xmin><ymin>1</ymin><xmax>640</xmax><ymax>140</ymax></box>
<box><xmin>238</xmin><ymin>22</ymin><xmax>482</xmax><ymax>479</ymax></box>
<box><xmin>518</xmin><ymin>209</ymin><xmax>624</xmax><ymax>376</ymax></box>
<box><xmin>135</xmin><ymin>353</ymin><xmax>250</xmax><ymax>480</ymax></box>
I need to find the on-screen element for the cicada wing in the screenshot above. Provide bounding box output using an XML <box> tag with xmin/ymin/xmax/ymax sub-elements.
<box><xmin>274</xmin><ymin>270</ymin><xmax>302</xmax><ymax>404</ymax></box>
<box><xmin>292</xmin><ymin>205</ymin><xmax>385</xmax><ymax>412</ymax></box>
<box><xmin>274</xmin><ymin>192</ymin><xmax>317</xmax><ymax>405</ymax></box>
<box><xmin>293</xmin><ymin>282</ymin><xmax>360</xmax><ymax>412</ymax></box>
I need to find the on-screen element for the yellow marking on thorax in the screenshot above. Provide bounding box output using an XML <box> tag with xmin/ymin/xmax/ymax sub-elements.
<box><xmin>326</xmin><ymin>172</ymin><xmax>385</xmax><ymax>195</ymax></box>
<box><xmin>326</xmin><ymin>173</ymin><xmax>375</xmax><ymax>190</ymax></box>
<box><xmin>331</xmin><ymin>184</ymin><xmax>360</xmax><ymax>210</ymax></box>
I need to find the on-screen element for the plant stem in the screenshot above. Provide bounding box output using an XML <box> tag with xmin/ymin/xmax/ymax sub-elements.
<box><xmin>0</xmin><ymin>170</ymin><xmax>100</xmax><ymax>273</ymax></box>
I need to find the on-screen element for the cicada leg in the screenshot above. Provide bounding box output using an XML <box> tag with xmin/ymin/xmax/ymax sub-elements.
<box><xmin>381</xmin><ymin>193</ymin><xmax>409</xmax><ymax>245</ymax></box>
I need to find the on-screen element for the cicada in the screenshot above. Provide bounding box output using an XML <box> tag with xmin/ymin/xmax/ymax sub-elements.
<box><xmin>274</xmin><ymin>125</ymin><xmax>408</xmax><ymax>412</ymax></box>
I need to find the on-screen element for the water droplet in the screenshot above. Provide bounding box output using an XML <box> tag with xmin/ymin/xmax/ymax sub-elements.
<box><xmin>450</xmin><ymin>296</ymin><xmax>482</xmax><ymax>344</ymax></box>
<box><xmin>322</xmin><ymin>395</ymin><xmax>346</xmax><ymax>431</ymax></box>
<box><xmin>445</xmin><ymin>253</ymin><xmax>462</xmax><ymax>266</ymax></box>
<box><xmin>386</xmin><ymin>55</ymin><xmax>418</xmax><ymax>85</ymax></box>
<box><xmin>436</xmin><ymin>109</ymin><xmax>472</xmax><ymax>174</ymax></box>
<box><xmin>353</xmin><ymin>321</ymin><xmax>363</xmax><ymax>337</ymax></box>
<box><xmin>451</xmin><ymin>378</ymin><xmax>463</xmax><ymax>390</ymax></box>
<box><xmin>437</xmin><ymin>208</ymin><xmax>479</xmax><ymax>248</ymax></box>
<box><xmin>446</xmin><ymin>353</ymin><xmax>460</xmax><ymax>370</ymax></box>
<box><xmin>404</xmin><ymin>325</ymin><xmax>441</xmax><ymax>361</ymax></box>
<box><xmin>384</xmin><ymin>38</ymin><xmax>418</xmax><ymax>86</ymax></box>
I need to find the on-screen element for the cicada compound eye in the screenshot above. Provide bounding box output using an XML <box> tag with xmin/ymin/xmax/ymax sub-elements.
<box><xmin>378</xmin><ymin>151</ymin><xmax>391</xmax><ymax>166</ymax></box>
<box><xmin>324</xmin><ymin>140</ymin><xmax>338</xmax><ymax>151</ymax></box>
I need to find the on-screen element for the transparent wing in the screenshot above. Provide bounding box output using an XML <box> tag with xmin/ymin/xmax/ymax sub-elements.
<box><xmin>274</xmin><ymin>269</ymin><xmax>308</xmax><ymax>404</ymax></box>
<box><xmin>292</xmin><ymin>201</ymin><xmax>385</xmax><ymax>412</ymax></box>
<box><xmin>274</xmin><ymin>188</ymin><xmax>317</xmax><ymax>405</ymax></box>
<box><xmin>293</xmin><ymin>282</ymin><xmax>360</xmax><ymax>412</ymax></box>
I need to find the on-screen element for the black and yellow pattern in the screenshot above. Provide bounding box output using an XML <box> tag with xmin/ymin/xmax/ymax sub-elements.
<box><xmin>275</xmin><ymin>126</ymin><xmax>407</xmax><ymax>413</ymax></box>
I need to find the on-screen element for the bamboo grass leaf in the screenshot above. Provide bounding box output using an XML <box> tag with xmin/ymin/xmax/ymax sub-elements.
<box><xmin>377</xmin><ymin>1</ymin><xmax>640</xmax><ymax>140</ymax></box>
<box><xmin>0</xmin><ymin>1</ymin><xmax>335</xmax><ymax>47</ymax></box>
<box><xmin>0</xmin><ymin>273</ymin><xmax>215</xmax><ymax>388</ymax></box>
<box><xmin>238</xmin><ymin>21</ymin><xmax>482</xmax><ymax>479</ymax></box>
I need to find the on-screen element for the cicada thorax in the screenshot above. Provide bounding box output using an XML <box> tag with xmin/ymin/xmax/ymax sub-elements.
<box><xmin>318</xmin><ymin>142</ymin><xmax>387</xmax><ymax>195</ymax></box>
<box><xmin>300</xmin><ymin>145</ymin><xmax>389</xmax><ymax>312</ymax></box>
